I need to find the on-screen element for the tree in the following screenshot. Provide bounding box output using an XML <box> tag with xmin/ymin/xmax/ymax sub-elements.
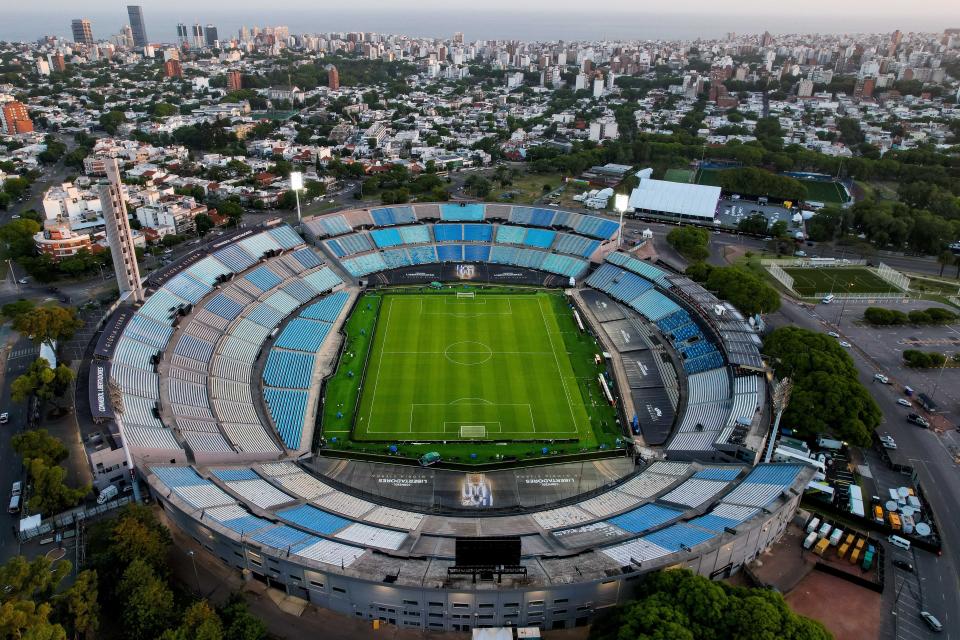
<box><xmin>464</xmin><ymin>175</ymin><xmax>492</xmax><ymax>198</ymax></box>
<box><xmin>12</xmin><ymin>305</ymin><xmax>83</xmax><ymax>347</ymax></box>
<box><xmin>119</xmin><ymin>559</ymin><xmax>176</xmax><ymax>640</ymax></box>
<box><xmin>2</xmin><ymin>176</ymin><xmax>31</xmax><ymax>199</ymax></box>
<box><xmin>11</xmin><ymin>429</ymin><xmax>68</xmax><ymax>466</ymax></box>
<box><xmin>0</xmin><ymin>218</ymin><xmax>42</xmax><ymax>259</ymax></box>
<box><xmin>701</xmin><ymin>266</ymin><xmax>781</xmax><ymax>315</ymax></box>
<box><xmin>763</xmin><ymin>326</ymin><xmax>881</xmax><ymax>445</ymax></box>
<box><xmin>736</xmin><ymin>213</ymin><xmax>769</xmax><ymax>235</ymax></box>
<box><xmin>194</xmin><ymin>213</ymin><xmax>214</xmax><ymax>237</ymax></box>
<box><xmin>22</xmin><ymin>457</ymin><xmax>89</xmax><ymax>515</ymax></box>
<box><xmin>98</xmin><ymin>110</ymin><xmax>127</xmax><ymax>134</ymax></box>
<box><xmin>590</xmin><ymin>569</ymin><xmax>831</xmax><ymax>640</ymax></box>
<box><xmin>0</xmin><ymin>555</ymin><xmax>73</xmax><ymax>640</ymax></box>
<box><xmin>10</xmin><ymin>358</ymin><xmax>75</xmax><ymax>406</ymax></box>
<box><xmin>218</xmin><ymin>199</ymin><xmax>244</xmax><ymax>227</ymax></box>
<box><xmin>667</xmin><ymin>226</ymin><xmax>710</xmax><ymax>261</ymax></box>
<box><xmin>218</xmin><ymin>594</ymin><xmax>266</xmax><ymax>640</ymax></box>
<box><xmin>2</xmin><ymin>299</ymin><xmax>36</xmax><ymax>321</ymax></box>
<box><xmin>55</xmin><ymin>570</ymin><xmax>99</xmax><ymax>640</ymax></box>
<box><xmin>160</xmin><ymin>601</ymin><xmax>223</xmax><ymax>640</ymax></box>
<box><xmin>937</xmin><ymin>250</ymin><xmax>953</xmax><ymax>277</ymax></box>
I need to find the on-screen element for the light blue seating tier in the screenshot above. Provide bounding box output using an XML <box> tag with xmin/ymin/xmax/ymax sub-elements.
<box><xmin>325</xmin><ymin>239</ymin><xmax>346</xmax><ymax>258</ymax></box>
<box><xmin>585</xmin><ymin>263</ymin><xmax>621</xmax><ymax>290</ymax></box>
<box><xmin>138</xmin><ymin>289</ymin><xmax>188</xmax><ymax>325</ymax></box>
<box><xmin>275</xmin><ymin>318</ymin><xmax>332</xmax><ymax>352</ymax></box>
<box><xmin>246</xmin><ymin>303</ymin><xmax>285</xmax><ymax>329</ymax></box>
<box><xmin>303</xmin><ymin>268</ymin><xmax>342</xmax><ymax>293</ymax></box>
<box><xmin>151</xmin><ymin>466</ymin><xmax>206</xmax><ymax>488</ymax></box>
<box><xmin>218</xmin><ymin>513</ymin><xmax>272</xmax><ymax>535</ymax></box>
<box><xmin>433</xmin><ymin>224</ymin><xmax>462</xmax><ymax>242</ymax></box>
<box><xmin>268</xmin><ymin>224</ymin><xmax>305</xmax><ymax>249</ymax></box>
<box><xmin>262</xmin><ymin>388</ymin><xmax>308</xmax><ymax>449</ymax></box>
<box><xmin>244</xmin><ymin>266</ymin><xmax>283</xmax><ymax>292</ymax></box>
<box><xmin>440</xmin><ymin>203</ymin><xmax>484</xmax><ymax>221</ymax></box>
<box><xmin>437</xmin><ymin>244</ymin><xmax>463</xmax><ymax>262</ymax></box>
<box><xmin>693</xmin><ymin>467</ymin><xmax>742</xmax><ymax>482</ymax></box>
<box><xmin>630</xmin><ymin>290</ymin><xmax>681</xmax><ymax>322</ymax></box>
<box><xmin>370</xmin><ymin>228</ymin><xmax>403</xmax><ymax>248</ymax></box>
<box><xmin>607</xmin><ymin>252</ymin><xmax>671</xmax><ymax>286</ymax></box>
<box><xmin>399</xmin><ymin>225</ymin><xmax>431</xmax><ymax>245</ymax></box>
<box><xmin>300</xmin><ymin>291</ymin><xmax>350</xmax><ymax>323</ymax></box>
<box><xmin>607</xmin><ymin>272</ymin><xmax>653</xmax><ymax>303</ymax></box>
<box><xmin>681</xmin><ymin>340</ymin><xmax>717</xmax><ymax>360</ymax></box>
<box><xmin>211</xmin><ymin>468</ymin><xmax>260</xmax><ymax>482</ymax></box>
<box><xmin>495</xmin><ymin>225</ymin><xmax>527</xmax><ymax>245</ymax></box>
<box><xmin>510</xmin><ymin>206</ymin><xmax>556</xmax><ymax>227</ymax></box>
<box><xmin>608</xmin><ymin>503</ymin><xmax>683</xmax><ymax>534</ymax></box>
<box><xmin>370</xmin><ymin>206</ymin><xmax>416</xmax><ymax>226</ymax></box>
<box><xmin>124</xmin><ymin>314</ymin><xmax>174</xmax><ymax>349</ymax></box>
<box><xmin>542</xmin><ymin>254</ymin><xmax>587</xmax><ymax>278</ymax></box>
<box><xmin>278</xmin><ymin>504</ymin><xmax>351</xmax><ymax>536</ymax></box>
<box><xmin>290</xmin><ymin>248</ymin><xmax>323</xmax><ymax>270</ymax></box>
<box><xmin>552</xmin><ymin>210</ymin><xmax>572</xmax><ymax>227</ymax></box>
<box><xmin>213</xmin><ymin>244</ymin><xmax>258</xmax><ymax>272</ymax></box>
<box><xmin>574</xmin><ymin>215</ymin><xmax>620</xmax><ymax>239</ymax></box>
<box><xmin>515</xmin><ymin>248</ymin><xmax>546</xmax><ymax>269</ymax></box>
<box><xmin>263</xmin><ymin>350</ymin><xmax>315</xmax><ymax>389</ymax></box>
<box><xmin>169</xmin><ymin>272</ymin><xmax>212</xmax><ymax>300</ymax></box>
<box><xmin>174</xmin><ymin>333</ymin><xmax>214</xmax><ymax>361</ymax></box>
<box><xmin>250</xmin><ymin>524</ymin><xmax>312</xmax><ymax>549</ymax></box>
<box><xmin>523</xmin><ymin>228</ymin><xmax>556</xmax><ymax>249</ymax></box>
<box><xmin>239</xmin><ymin>232</ymin><xmax>282</xmax><ymax>258</ymax></box>
<box><xmin>342</xmin><ymin>253</ymin><xmax>387</xmax><ymax>277</ymax></box>
<box><xmin>408</xmin><ymin>246</ymin><xmax>437</xmax><ymax>264</ymax></box>
<box><xmin>489</xmin><ymin>245</ymin><xmax>519</xmax><ymax>264</ymax></box>
<box><xmin>464</xmin><ymin>245</ymin><xmax>490</xmax><ymax>262</ymax></box>
<box><xmin>672</xmin><ymin>324</ymin><xmax>700</xmax><ymax>343</ymax></box>
<box><xmin>463</xmin><ymin>224</ymin><xmax>493</xmax><ymax>242</ymax></box>
<box><xmin>642</xmin><ymin>523</ymin><xmax>715</xmax><ymax>551</ymax></box>
<box><xmin>335</xmin><ymin>233</ymin><xmax>374</xmax><ymax>256</ymax></box>
<box><xmin>508</xmin><ymin>206</ymin><xmax>533</xmax><ymax>225</ymax></box>
<box><xmin>318</xmin><ymin>215</ymin><xmax>353</xmax><ymax>237</ymax></box>
<box><xmin>742</xmin><ymin>464</ymin><xmax>802</xmax><ymax>486</ymax></box>
<box><xmin>282</xmin><ymin>280</ymin><xmax>319</xmax><ymax>304</ymax></box>
<box><xmin>382</xmin><ymin>249</ymin><xmax>411</xmax><ymax>269</ymax></box>
<box><xmin>656</xmin><ymin>309</ymin><xmax>692</xmax><ymax>333</ymax></box>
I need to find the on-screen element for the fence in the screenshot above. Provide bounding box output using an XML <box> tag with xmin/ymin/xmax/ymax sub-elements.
<box><xmin>813</xmin><ymin>292</ymin><xmax>912</xmax><ymax>301</ymax></box>
<box><xmin>17</xmin><ymin>496</ymin><xmax>136</xmax><ymax>542</ymax></box>
<box><xmin>760</xmin><ymin>258</ymin><xmax>867</xmax><ymax>268</ymax></box>
<box><xmin>876</xmin><ymin>262</ymin><xmax>910</xmax><ymax>291</ymax></box>
<box><xmin>767</xmin><ymin>264</ymin><xmax>795</xmax><ymax>292</ymax></box>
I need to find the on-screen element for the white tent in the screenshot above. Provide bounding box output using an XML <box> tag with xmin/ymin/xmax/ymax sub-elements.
<box><xmin>628</xmin><ymin>178</ymin><xmax>721</xmax><ymax>219</ymax></box>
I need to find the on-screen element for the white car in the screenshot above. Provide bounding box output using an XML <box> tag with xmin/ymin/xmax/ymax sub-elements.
<box><xmin>897</xmin><ymin>399</ymin><xmax>912</xmax><ymax>407</ymax></box>
<box><xmin>879</xmin><ymin>435</ymin><xmax>897</xmax><ymax>449</ymax></box>
<box><xmin>0</xmin><ymin>413</ymin><xmax>8</xmax><ymax>424</ymax></box>
<box><xmin>873</xmin><ymin>374</ymin><xmax>889</xmax><ymax>384</ymax></box>
<box><xmin>839</xmin><ymin>341</ymin><xmax>852</xmax><ymax>348</ymax></box>
<box><xmin>828</xmin><ymin>332</ymin><xmax>840</xmax><ymax>338</ymax></box>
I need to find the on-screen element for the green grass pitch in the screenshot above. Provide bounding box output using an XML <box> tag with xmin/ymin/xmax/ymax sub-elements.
<box><xmin>782</xmin><ymin>267</ymin><xmax>899</xmax><ymax>296</ymax></box>
<box><xmin>321</xmin><ymin>289</ymin><xmax>621</xmax><ymax>462</ymax></box>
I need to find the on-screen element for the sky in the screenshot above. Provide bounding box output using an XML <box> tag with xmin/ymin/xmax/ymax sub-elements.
<box><xmin>5</xmin><ymin>2</ymin><xmax>960</xmax><ymax>42</ymax></box>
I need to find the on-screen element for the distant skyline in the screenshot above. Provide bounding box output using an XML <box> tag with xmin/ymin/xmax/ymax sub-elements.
<box><xmin>3</xmin><ymin>4</ymin><xmax>959</xmax><ymax>43</ymax></box>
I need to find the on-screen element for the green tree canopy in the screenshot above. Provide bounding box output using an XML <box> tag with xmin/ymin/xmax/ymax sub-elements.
<box><xmin>0</xmin><ymin>218</ymin><xmax>42</xmax><ymax>259</ymax></box>
<box><xmin>667</xmin><ymin>226</ymin><xmax>710</xmax><ymax>261</ymax></box>
<box><xmin>763</xmin><ymin>326</ymin><xmax>881</xmax><ymax>445</ymax></box>
<box><xmin>12</xmin><ymin>305</ymin><xmax>83</xmax><ymax>347</ymax></box>
<box><xmin>688</xmin><ymin>264</ymin><xmax>781</xmax><ymax>316</ymax></box>
<box><xmin>10</xmin><ymin>357</ymin><xmax>75</xmax><ymax>405</ymax></box>
<box><xmin>590</xmin><ymin>569</ymin><xmax>831</xmax><ymax>640</ymax></box>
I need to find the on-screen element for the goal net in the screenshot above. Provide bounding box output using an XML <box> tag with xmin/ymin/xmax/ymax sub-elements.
<box><xmin>456</xmin><ymin>292</ymin><xmax>475</xmax><ymax>299</ymax></box>
<box><xmin>460</xmin><ymin>425</ymin><xmax>486</xmax><ymax>438</ymax></box>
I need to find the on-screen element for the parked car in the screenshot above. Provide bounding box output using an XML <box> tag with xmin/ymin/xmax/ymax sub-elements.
<box><xmin>873</xmin><ymin>373</ymin><xmax>889</xmax><ymax>384</ymax></box>
<box><xmin>897</xmin><ymin>399</ymin><xmax>912</xmax><ymax>407</ymax></box>
<box><xmin>839</xmin><ymin>341</ymin><xmax>852</xmax><ymax>348</ymax></box>
<box><xmin>879</xmin><ymin>435</ymin><xmax>897</xmax><ymax>450</ymax></box>
<box><xmin>0</xmin><ymin>412</ymin><xmax>8</xmax><ymax>424</ymax></box>
<box><xmin>828</xmin><ymin>331</ymin><xmax>840</xmax><ymax>338</ymax></box>
<box><xmin>892</xmin><ymin>560</ymin><xmax>914</xmax><ymax>572</ymax></box>
<box><xmin>919</xmin><ymin>611</ymin><xmax>943</xmax><ymax>632</ymax></box>
<box><xmin>907</xmin><ymin>413</ymin><xmax>930</xmax><ymax>428</ymax></box>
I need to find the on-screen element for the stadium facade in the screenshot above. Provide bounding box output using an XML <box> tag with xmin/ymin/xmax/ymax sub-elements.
<box><xmin>86</xmin><ymin>203</ymin><xmax>808</xmax><ymax>632</ymax></box>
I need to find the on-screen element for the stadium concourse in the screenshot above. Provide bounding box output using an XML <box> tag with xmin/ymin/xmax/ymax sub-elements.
<box><xmin>84</xmin><ymin>203</ymin><xmax>808</xmax><ymax>633</ymax></box>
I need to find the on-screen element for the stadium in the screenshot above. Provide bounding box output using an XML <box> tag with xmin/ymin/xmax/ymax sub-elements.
<box><xmin>89</xmin><ymin>202</ymin><xmax>811</xmax><ymax>632</ymax></box>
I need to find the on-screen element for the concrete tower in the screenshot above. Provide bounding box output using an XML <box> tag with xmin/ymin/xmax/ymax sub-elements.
<box><xmin>99</xmin><ymin>159</ymin><xmax>143</xmax><ymax>303</ymax></box>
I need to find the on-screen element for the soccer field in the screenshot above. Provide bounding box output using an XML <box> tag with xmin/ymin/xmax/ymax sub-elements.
<box><xmin>353</xmin><ymin>293</ymin><xmax>594</xmax><ymax>442</ymax></box>
<box><xmin>782</xmin><ymin>267</ymin><xmax>898</xmax><ymax>296</ymax></box>
<box><xmin>798</xmin><ymin>180</ymin><xmax>850</xmax><ymax>205</ymax></box>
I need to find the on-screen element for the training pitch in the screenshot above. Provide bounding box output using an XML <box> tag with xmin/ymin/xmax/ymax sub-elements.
<box><xmin>782</xmin><ymin>267</ymin><xmax>899</xmax><ymax>296</ymax></box>
<box><xmin>351</xmin><ymin>292</ymin><xmax>597</xmax><ymax>443</ymax></box>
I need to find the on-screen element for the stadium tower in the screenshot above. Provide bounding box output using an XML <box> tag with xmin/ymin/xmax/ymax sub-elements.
<box><xmin>99</xmin><ymin>159</ymin><xmax>144</xmax><ymax>303</ymax></box>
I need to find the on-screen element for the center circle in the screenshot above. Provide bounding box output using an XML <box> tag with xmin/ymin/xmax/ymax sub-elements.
<box><xmin>444</xmin><ymin>341</ymin><xmax>493</xmax><ymax>365</ymax></box>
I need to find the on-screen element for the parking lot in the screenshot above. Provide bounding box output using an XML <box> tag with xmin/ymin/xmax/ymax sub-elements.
<box><xmin>715</xmin><ymin>198</ymin><xmax>796</xmax><ymax>228</ymax></box>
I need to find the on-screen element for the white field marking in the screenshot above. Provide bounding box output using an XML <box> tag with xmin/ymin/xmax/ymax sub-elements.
<box><xmin>460</xmin><ymin>425</ymin><xmax>487</xmax><ymax>438</ymax></box>
<box><xmin>449</xmin><ymin>397</ymin><xmax>495</xmax><ymax>405</ymax></box>
<box><xmin>363</xmin><ymin>295</ymin><xmax>394</xmax><ymax>435</ymax></box>
<box><xmin>536</xmin><ymin>295</ymin><xmax>579</xmax><ymax>434</ymax></box>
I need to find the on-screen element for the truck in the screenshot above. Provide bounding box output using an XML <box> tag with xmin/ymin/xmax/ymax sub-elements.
<box><xmin>848</xmin><ymin>485</ymin><xmax>865</xmax><ymax>518</ymax></box>
<box><xmin>806</xmin><ymin>517</ymin><xmax>821</xmax><ymax>534</ymax></box>
<box><xmin>829</xmin><ymin>528</ymin><xmax>844</xmax><ymax>546</ymax></box>
<box><xmin>837</xmin><ymin>542</ymin><xmax>850</xmax><ymax>558</ymax></box>
<box><xmin>97</xmin><ymin>484</ymin><xmax>119</xmax><ymax>505</ymax></box>
<box><xmin>817</xmin><ymin>436</ymin><xmax>844</xmax><ymax>451</ymax></box>
<box><xmin>873</xmin><ymin>504</ymin><xmax>885</xmax><ymax>524</ymax></box>
<box><xmin>888</xmin><ymin>512</ymin><xmax>902</xmax><ymax>531</ymax></box>
<box><xmin>813</xmin><ymin>538</ymin><xmax>830</xmax><ymax>556</ymax></box>
<box><xmin>862</xmin><ymin>545</ymin><xmax>876</xmax><ymax>571</ymax></box>
<box><xmin>818</xmin><ymin>522</ymin><xmax>833</xmax><ymax>539</ymax></box>
<box><xmin>803</xmin><ymin>532</ymin><xmax>818</xmax><ymax>549</ymax></box>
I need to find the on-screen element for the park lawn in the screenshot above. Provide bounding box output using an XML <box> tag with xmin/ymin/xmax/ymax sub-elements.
<box><xmin>798</xmin><ymin>179</ymin><xmax>850</xmax><ymax>205</ymax></box>
<box><xmin>663</xmin><ymin>168</ymin><xmax>695</xmax><ymax>183</ymax></box>
<box><xmin>322</xmin><ymin>289</ymin><xmax>621</xmax><ymax>463</ymax></box>
<box><xmin>695</xmin><ymin>167</ymin><xmax>725</xmax><ymax>186</ymax></box>
<box><xmin>783</xmin><ymin>267</ymin><xmax>900</xmax><ymax>296</ymax></box>
<box><xmin>491</xmin><ymin>171</ymin><xmax>567</xmax><ymax>205</ymax></box>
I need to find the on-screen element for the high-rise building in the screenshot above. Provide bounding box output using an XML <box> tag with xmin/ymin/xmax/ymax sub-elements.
<box><xmin>453</xmin><ymin>32</ymin><xmax>464</xmax><ymax>44</ymax></box>
<box><xmin>71</xmin><ymin>18</ymin><xmax>94</xmax><ymax>46</ymax></box>
<box><xmin>797</xmin><ymin>78</ymin><xmax>814</xmax><ymax>98</ymax></box>
<box><xmin>126</xmin><ymin>5</ymin><xmax>148</xmax><ymax>48</ymax></box>
<box><xmin>163</xmin><ymin>59</ymin><xmax>183</xmax><ymax>79</ymax></box>
<box><xmin>227</xmin><ymin>70</ymin><xmax>242</xmax><ymax>91</ymax></box>
<box><xmin>51</xmin><ymin>53</ymin><xmax>66</xmax><ymax>73</ymax></box>
<box><xmin>205</xmin><ymin>25</ymin><xmax>218</xmax><ymax>47</ymax></box>
<box><xmin>176</xmin><ymin>23</ymin><xmax>188</xmax><ymax>46</ymax></box>
<box><xmin>100</xmin><ymin>159</ymin><xmax>144</xmax><ymax>304</ymax></box>
<box><xmin>191</xmin><ymin>23</ymin><xmax>204</xmax><ymax>49</ymax></box>
<box><xmin>1</xmin><ymin>101</ymin><xmax>34</xmax><ymax>135</ymax></box>
<box><xmin>328</xmin><ymin>65</ymin><xmax>340</xmax><ymax>90</ymax></box>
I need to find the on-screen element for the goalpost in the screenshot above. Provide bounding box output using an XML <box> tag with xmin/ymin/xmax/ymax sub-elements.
<box><xmin>456</xmin><ymin>292</ymin><xmax>475</xmax><ymax>299</ymax></box>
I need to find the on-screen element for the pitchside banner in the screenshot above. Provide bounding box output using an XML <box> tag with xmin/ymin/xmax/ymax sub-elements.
<box><xmin>310</xmin><ymin>458</ymin><xmax>636</xmax><ymax>511</ymax></box>
<box><xmin>374</xmin><ymin>263</ymin><xmax>566</xmax><ymax>287</ymax></box>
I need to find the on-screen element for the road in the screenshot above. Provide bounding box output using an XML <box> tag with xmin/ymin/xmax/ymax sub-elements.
<box><xmin>767</xmin><ymin>299</ymin><xmax>959</xmax><ymax>639</ymax></box>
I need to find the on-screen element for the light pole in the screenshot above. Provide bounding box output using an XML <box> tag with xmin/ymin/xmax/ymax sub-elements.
<box><xmin>929</xmin><ymin>352</ymin><xmax>949</xmax><ymax>406</ymax></box>
<box><xmin>290</xmin><ymin>171</ymin><xmax>304</xmax><ymax>226</ymax></box>
<box><xmin>187</xmin><ymin>549</ymin><xmax>201</xmax><ymax>595</ymax></box>
<box><xmin>614</xmin><ymin>193</ymin><xmax>629</xmax><ymax>249</ymax></box>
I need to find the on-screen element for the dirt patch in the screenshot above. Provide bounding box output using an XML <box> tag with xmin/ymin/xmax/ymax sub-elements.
<box><xmin>785</xmin><ymin>570</ymin><xmax>881</xmax><ymax>640</ymax></box>
<box><xmin>746</xmin><ymin>523</ymin><xmax>816</xmax><ymax>593</ymax></box>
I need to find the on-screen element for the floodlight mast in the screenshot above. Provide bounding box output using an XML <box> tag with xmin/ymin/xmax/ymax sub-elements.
<box><xmin>290</xmin><ymin>171</ymin><xmax>304</xmax><ymax>225</ymax></box>
<box><xmin>614</xmin><ymin>193</ymin><xmax>629</xmax><ymax>248</ymax></box>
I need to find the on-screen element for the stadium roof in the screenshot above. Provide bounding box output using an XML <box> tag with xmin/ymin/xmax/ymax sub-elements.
<box><xmin>628</xmin><ymin>179</ymin><xmax>721</xmax><ymax>219</ymax></box>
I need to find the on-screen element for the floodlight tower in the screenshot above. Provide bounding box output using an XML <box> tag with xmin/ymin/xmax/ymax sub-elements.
<box><xmin>290</xmin><ymin>171</ymin><xmax>304</xmax><ymax>225</ymax></box>
<box><xmin>614</xmin><ymin>193</ymin><xmax>629</xmax><ymax>248</ymax></box>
